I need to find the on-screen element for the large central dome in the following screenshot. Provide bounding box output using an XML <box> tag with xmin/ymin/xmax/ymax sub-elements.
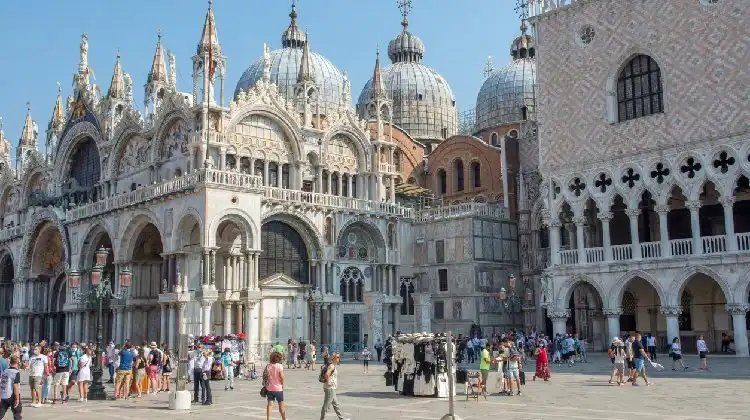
<box><xmin>357</xmin><ymin>15</ymin><xmax>457</xmax><ymax>144</ymax></box>
<box><xmin>234</xmin><ymin>3</ymin><xmax>347</xmax><ymax>115</ymax></box>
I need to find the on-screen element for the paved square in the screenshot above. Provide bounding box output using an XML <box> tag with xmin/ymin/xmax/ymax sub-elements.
<box><xmin>19</xmin><ymin>354</ymin><xmax>750</xmax><ymax>419</ymax></box>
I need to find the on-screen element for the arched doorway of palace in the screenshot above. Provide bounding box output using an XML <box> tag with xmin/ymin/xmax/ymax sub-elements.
<box><xmin>566</xmin><ymin>280</ymin><xmax>604</xmax><ymax>350</ymax></box>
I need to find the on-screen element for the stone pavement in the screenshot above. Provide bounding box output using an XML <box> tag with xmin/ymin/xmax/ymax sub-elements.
<box><xmin>19</xmin><ymin>354</ymin><xmax>750</xmax><ymax>419</ymax></box>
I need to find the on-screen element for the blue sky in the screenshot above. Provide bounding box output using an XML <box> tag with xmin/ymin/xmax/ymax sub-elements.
<box><xmin>0</xmin><ymin>0</ymin><xmax>522</xmax><ymax>150</ymax></box>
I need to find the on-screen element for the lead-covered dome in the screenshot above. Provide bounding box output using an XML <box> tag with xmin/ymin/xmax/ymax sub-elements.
<box><xmin>357</xmin><ymin>16</ymin><xmax>457</xmax><ymax>143</ymax></box>
<box><xmin>234</xmin><ymin>3</ymin><xmax>347</xmax><ymax>114</ymax></box>
<box><xmin>475</xmin><ymin>30</ymin><xmax>537</xmax><ymax>132</ymax></box>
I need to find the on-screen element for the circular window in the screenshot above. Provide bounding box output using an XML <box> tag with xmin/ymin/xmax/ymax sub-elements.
<box><xmin>358</xmin><ymin>247</ymin><xmax>368</xmax><ymax>260</ymax></box>
<box><xmin>347</xmin><ymin>232</ymin><xmax>358</xmax><ymax>245</ymax></box>
<box><xmin>579</xmin><ymin>25</ymin><xmax>596</xmax><ymax>45</ymax></box>
<box><xmin>230</xmin><ymin>196</ymin><xmax>238</xmax><ymax>205</ymax></box>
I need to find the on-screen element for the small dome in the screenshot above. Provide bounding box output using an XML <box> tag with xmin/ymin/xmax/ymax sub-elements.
<box><xmin>475</xmin><ymin>59</ymin><xmax>536</xmax><ymax>132</ymax></box>
<box><xmin>388</xmin><ymin>30</ymin><xmax>425</xmax><ymax>63</ymax></box>
<box><xmin>235</xmin><ymin>47</ymin><xmax>346</xmax><ymax>115</ymax></box>
<box><xmin>511</xmin><ymin>34</ymin><xmax>535</xmax><ymax>60</ymax></box>
<box><xmin>357</xmin><ymin>62</ymin><xmax>457</xmax><ymax>142</ymax></box>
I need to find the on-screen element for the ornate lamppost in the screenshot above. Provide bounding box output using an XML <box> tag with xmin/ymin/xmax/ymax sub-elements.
<box><xmin>75</xmin><ymin>247</ymin><xmax>129</xmax><ymax>400</ymax></box>
<box><xmin>498</xmin><ymin>274</ymin><xmax>522</xmax><ymax>310</ymax></box>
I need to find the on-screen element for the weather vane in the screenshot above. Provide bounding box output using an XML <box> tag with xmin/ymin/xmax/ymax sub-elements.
<box><xmin>483</xmin><ymin>56</ymin><xmax>494</xmax><ymax>79</ymax></box>
<box><xmin>397</xmin><ymin>0</ymin><xmax>412</xmax><ymax>27</ymax></box>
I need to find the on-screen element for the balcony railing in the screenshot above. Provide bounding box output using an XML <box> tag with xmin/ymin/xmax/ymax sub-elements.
<box><xmin>379</xmin><ymin>162</ymin><xmax>394</xmax><ymax>173</ymax></box>
<box><xmin>261</xmin><ymin>187</ymin><xmax>414</xmax><ymax>217</ymax></box>
<box><xmin>556</xmin><ymin>233</ymin><xmax>750</xmax><ymax>267</ymax></box>
<box><xmin>414</xmin><ymin>202</ymin><xmax>506</xmax><ymax>223</ymax></box>
<box><xmin>528</xmin><ymin>0</ymin><xmax>579</xmax><ymax>18</ymax></box>
<box><xmin>0</xmin><ymin>226</ymin><xmax>23</xmax><ymax>242</ymax></box>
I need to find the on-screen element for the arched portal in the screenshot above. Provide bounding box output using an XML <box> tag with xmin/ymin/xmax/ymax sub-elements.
<box><xmin>49</xmin><ymin>273</ymin><xmax>67</xmax><ymax>343</ymax></box>
<box><xmin>259</xmin><ymin>221</ymin><xmax>309</xmax><ymax>284</ymax></box>
<box><xmin>28</xmin><ymin>223</ymin><xmax>66</xmax><ymax>342</ymax></box>
<box><xmin>0</xmin><ymin>253</ymin><xmax>14</xmax><ymax>338</ymax></box>
<box><xmin>675</xmin><ymin>272</ymin><xmax>728</xmax><ymax>352</ymax></box>
<box><xmin>565</xmin><ymin>280</ymin><xmax>604</xmax><ymax>350</ymax></box>
<box><xmin>613</xmin><ymin>276</ymin><xmax>663</xmax><ymax>338</ymax></box>
<box><xmin>130</xmin><ymin>223</ymin><xmax>164</xmax><ymax>344</ymax></box>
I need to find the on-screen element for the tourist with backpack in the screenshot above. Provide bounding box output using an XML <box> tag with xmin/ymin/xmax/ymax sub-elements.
<box><xmin>319</xmin><ymin>352</ymin><xmax>349</xmax><ymax>420</ymax></box>
<box><xmin>52</xmin><ymin>344</ymin><xmax>71</xmax><ymax>405</ymax></box>
<box><xmin>146</xmin><ymin>342</ymin><xmax>161</xmax><ymax>394</ymax></box>
<box><xmin>262</xmin><ymin>351</ymin><xmax>286</xmax><ymax>420</ymax></box>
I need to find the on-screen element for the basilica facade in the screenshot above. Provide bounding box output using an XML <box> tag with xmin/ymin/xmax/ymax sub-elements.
<box><xmin>0</xmin><ymin>2</ymin><xmax>542</xmax><ymax>359</ymax></box>
<box><xmin>532</xmin><ymin>0</ymin><xmax>750</xmax><ymax>354</ymax></box>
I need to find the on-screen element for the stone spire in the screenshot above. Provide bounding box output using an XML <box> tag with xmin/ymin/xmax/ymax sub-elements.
<box><xmin>148</xmin><ymin>33</ymin><xmax>168</xmax><ymax>84</ymax></box>
<box><xmin>198</xmin><ymin>0</ymin><xmax>221</xmax><ymax>55</ymax></box>
<box><xmin>297</xmin><ymin>32</ymin><xmax>314</xmax><ymax>83</ymax></box>
<box><xmin>20</xmin><ymin>103</ymin><xmax>36</xmax><ymax>147</ymax></box>
<box><xmin>0</xmin><ymin>116</ymin><xmax>10</xmax><ymax>166</ymax></box>
<box><xmin>108</xmin><ymin>52</ymin><xmax>125</xmax><ymax>99</ymax></box>
<box><xmin>370</xmin><ymin>48</ymin><xmax>386</xmax><ymax>100</ymax></box>
<box><xmin>50</xmin><ymin>83</ymin><xmax>65</xmax><ymax>129</ymax></box>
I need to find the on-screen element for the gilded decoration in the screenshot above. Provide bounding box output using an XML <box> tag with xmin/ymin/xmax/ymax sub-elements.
<box><xmin>40</xmin><ymin>231</ymin><xmax>64</xmax><ymax>271</ymax></box>
<box><xmin>119</xmin><ymin>135</ymin><xmax>152</xmax><ymax>175</ymax></box>
<box><xmin>161</xmin><ymin>120</ymin><xmax>188</xmax><ymax>159</ymax></box>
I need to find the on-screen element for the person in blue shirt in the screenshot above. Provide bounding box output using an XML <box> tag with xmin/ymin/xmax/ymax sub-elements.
<box><xmin>220</xmin><ymin>348</ymin><xmax>235</xmax><ymax>391</ymax></box>
<box><xmin>115</xmin><ymin>343</ymin><xmax>135</xmax><ymax>400</ymax></box>
<box><xmin>0</xmin><ymin>348</ymin><xmax>8</xmax><ymax>374</ymax></box>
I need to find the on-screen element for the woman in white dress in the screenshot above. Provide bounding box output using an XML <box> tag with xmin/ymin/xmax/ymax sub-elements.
<box><xmin>77</xmin><ymin>348</ymin><xmax>92</xmax><ymax>401</ymax></box>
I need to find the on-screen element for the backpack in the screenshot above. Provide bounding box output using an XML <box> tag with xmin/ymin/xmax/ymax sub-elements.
<box><xmin>56</xmin><ymin>350</ymin><xmax>70</xmax><ymax>368</ymax></box>
<box><xmin>151</xmin><ymin>349</ymin><xmax>162</xmax><ymax>365</ymax></box>
<box><xmin>318</xmin><ymin>363</ymin><xmax>330</xmax><ymax>383</ymax></box>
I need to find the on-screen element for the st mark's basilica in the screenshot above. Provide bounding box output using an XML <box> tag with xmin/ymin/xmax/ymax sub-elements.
<box><xmin>0</xmin><ymin>0</ymin><xmax>748</xmax><ymax>359</ymax></box>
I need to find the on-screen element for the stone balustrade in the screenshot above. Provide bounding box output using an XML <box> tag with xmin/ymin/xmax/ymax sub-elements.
<box><xmin>413</xmin><ymin>202</ymin><xmax>506</xmax><ymax>223</ymax></box>
<box><xmin>555</xmin><ymin>232</ymin><xmax>750</xmax><ymax>267</ymax></box>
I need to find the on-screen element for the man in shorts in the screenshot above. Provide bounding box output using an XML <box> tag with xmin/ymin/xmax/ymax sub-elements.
<box><xmin>147</xmin><ymin>342</ymin><xmax>161</xmax><ymax>394</ymax></box>
<box><xmin>28</xmin><ymin>346</ymin><xmax>46</xmax><ymax>407</ymax></box>
<box><xmin>507</xmin><ymin>344</ymin><xmax>523</xmax><ymax>396</ymax></box>
<box><xmin>52</xmin><ymin>344</ymin><xmax>71</xmax><ymax>405</ymax></box>
<box><xmin>478</xmin><ymin>343</ymin><xmax>491</xmax><ymax>395</ymax></box>
<box><xmin>631</xmin><ymin>333</ymin><xmax>652</xmax><ymax>386</ymax></box>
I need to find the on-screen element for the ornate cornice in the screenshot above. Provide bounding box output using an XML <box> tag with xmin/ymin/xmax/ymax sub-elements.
<box><xmin>660</xmin><ymin>306</ymin><xmax>683</xmax><ymax>317</ymax></box>
<box><xmin>726</xmin><ymin>304</ymin><xmax>750</xmax><ymax>315</ymax></box>
<box><xmin>602</xmin><ymin>308</ymin><xmax>623</xmax><ymax>317</ymax></box>
<box><xmin>548</xmin><ymin>309</ymin><xmax>570</xmax><ymax>319</ymax></box>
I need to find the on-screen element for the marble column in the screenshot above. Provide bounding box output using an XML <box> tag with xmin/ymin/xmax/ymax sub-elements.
<box><xmin>314</xmin><ymin>304</ymin><xmax>322</xmax><ymax>344</ymax></box>
<box><xmin>114</xmin><ymin>307</ymin><xmax>124</xmax><ymax>345</ymax></box>
<box><xmin>661</xmin><ymin>306</ymin><xmax>682</xmax><ymax>344</ymax></box>
<box><xmin>160</xmin><ymin>303</ymin><xmax>167</xmax><ymax>345</ymax></box>
<box><xmin>727</xmin><ymin>304</ymin><xmax>749</xmax><ymax>357</ymax></box>
<box><xmin>236</xmin><ymin>303</ymin><xmax>243</xmax><ymax>333</ymax></box>
<box><xmin>124</xmin><ymin>309</ymin><xmax>133</xmax><ymax>342</ymax></box>
<box><xmin>168</xmin><ymin>303</ymin><xmax>176</xmax><ymax>349</ymax></box>
<box><xmin>626</xmin><ymin>208</ymin><xmax>642</xmax><ymax>260</ymax></box>
<box><xmin>209</xmin><ymin>250</ymin><xmax>217</xmax><ymax>287</ymax></box>
<box><xmin>598</xmin><ymin>212</ymin><xmax>613</xmax><ymax>261</ymax></box>
<box><xmin>549</xmin><ymin>221</ymin><xmax>562</xmax><ymax>265</ymax></box>
<box><xmin>244</xmin><ymin>301</ymin><xmax>255</xmax><ymax>358</ymax></box>
<box><xmin>201</xmin><ymin>250</ymin><xmax>209</xmax><ymax>286</ymax></box>
<box><xmin>549</xmin><ymin>310</ymin><xmax>569</xmax><ymax>337</ymax></box>
<box><xmin>223</xmin><ymin>302</ymin><xmax>232</xmax><ymax>335</ymax></box>
<box><xmin>686</xmin><ymin>200</ymin><xmax>702</xmax><ymax>255</ymax></box>
<box><xmin>201</xmin><ymin>301</ymin><xmax>213</xmax><ymax>335</ymax></box>
<box><xmin>720</xmin><ymin>197</ymin><xmax>737</xmax><ymax>252</ymax></box>
<box><xmin>393</xmin><ymin>304</ymin><xmax>401</xmax><ymax>333</ymax></box>
<box><xmin>655</xmin><ymin>205</ymin><xmax>671</xmax><ymax>258</ymax></box>
<box><xmin>603</xmin><ymin>308</ymin><xmax>622</xmax><ymax>342</ymax></box>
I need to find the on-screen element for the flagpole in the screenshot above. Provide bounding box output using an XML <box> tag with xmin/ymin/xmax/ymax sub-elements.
<box><xmin>204</xmin><ymin>1</ymin><xmax>212</xmax><ymax>167</ymax></box>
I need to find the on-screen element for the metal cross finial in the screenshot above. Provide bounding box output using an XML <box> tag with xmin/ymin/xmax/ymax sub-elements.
<box><xmin>397</xmin><ymin>0</ymin><xmax>412</xmax><ymax>28</ymax></box>
<box><xmin>57</xmin><ymin>81</ymin><xmax>62</xmax><ymax>95</ymax></box>
<box><xmin>26</xmin><ymin>101</ymin><xmax>31</xmax><ymax>112</ymax></box>
<box><xmin>515</xmin><ymin>0</ymin><xmax>529</xmax><ymax>21</ymax></box>
<box><xmin>483</xmin><ymin>56</ymin><xmax>494</xmax><ymax>79</ymax></box>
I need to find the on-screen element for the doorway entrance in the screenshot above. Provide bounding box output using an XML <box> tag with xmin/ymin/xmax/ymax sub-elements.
<box><xmin>343</xmin><ymin>314</ymin><xmax>360</xmax><ymax>352</ymax></box>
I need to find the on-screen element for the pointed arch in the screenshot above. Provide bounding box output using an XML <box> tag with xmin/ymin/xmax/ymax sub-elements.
<box><xmin>668</xmin><ymin>265</ymin><xmax>732</xmax><ymax>307</ymax></box>
<box><xmin>607</xmin><ymin>270</ymin><xmax>666</xmax><ymax>309</ymax></box>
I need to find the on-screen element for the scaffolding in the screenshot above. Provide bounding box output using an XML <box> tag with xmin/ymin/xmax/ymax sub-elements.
<box><xmin>458</xmin><ymin>109</ymin><xmax>476</xmax><ymax>136</ymax></box>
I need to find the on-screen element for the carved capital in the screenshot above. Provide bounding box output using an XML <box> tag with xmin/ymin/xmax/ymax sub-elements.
<box><xmin>660</xmin><ymin>305</ymin><xmax>683</xmax><ymax>317</ymax></box>
<box><xmin>685</xmin><ymin>200</ymin><xmax>702</xmax><ymax>211</ymax></box>
<box><xmin>597</xmin><ymin>211</ymin><xmax>613</xmax><ymax>221</ymax></box>
<box><xmin>200</xmin><ymin>300</ymin><xmax>214</xmax><ymax>308</ymax></box>
<box><xmin>572</xmin><ymin>216</ymin><xmax>586</xmax><ymax>226</ymax></box>
<box><xmin>602</xmin><ymin>307</ymin><xmax>623</xmax><ymax>317</ymax></box>
<box><xmin>548</xmin><ymin>309</ymin><xmax>570</xmax><ymax>320</ymax></box>
<box><xmin>726</xmin><ymin>304</ymin><xmax>750</xmax><ymax>315</ymax></box>
<box><xmin>654</xmin><ymin>205</ymin><xmax>670</xmax><ymax>215</ymax></box>
<box><xmin>625</xmin><ymin>208</ymin><xmax>641</xmax><ymax>218</ymax></box>
<box><xmin>719</xmin><ymin>196</ymin><xmax>736</xmax><ymax>207</ymax></box>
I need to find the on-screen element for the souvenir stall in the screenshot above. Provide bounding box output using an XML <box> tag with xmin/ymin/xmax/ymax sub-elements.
<box><xmin>387</xmin><ymin>333</ymin><xmax>456</xmax><ymax>398</ymax></box>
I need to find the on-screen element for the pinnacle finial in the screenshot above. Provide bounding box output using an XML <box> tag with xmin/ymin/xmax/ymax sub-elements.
<box><xmin>483</xmin><ymin>56</ymin><xmax>494</xmax><ymax>79</ymax></box>
<box><xmin>57</xmin><ymin>81</ymin><xmax>62</xmax><ymax>95</ymax></box>
<box><xmin>26</xmin><ymin>102</ymin><xmax>31</xmax><ymax>112</ymax></box>
<box><xmin>290</xmin><ymin>0</ymin><xmax>298</xmax><ymax>21</ymax></box>
<box><xmin>397</xmin><ymin>0</ymin><xmax>412</xmax><ymax>30</ymax></box>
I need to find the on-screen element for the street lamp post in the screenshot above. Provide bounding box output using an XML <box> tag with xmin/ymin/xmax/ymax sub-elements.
<box><xmin>75</xmin><ymin>247</ymin><xmax>129</xmax><ymax>401</ymax></box>
<box><xmin>498</xmin><ymin>274</ymin><xmax>521</xmax><ymax>310</ymax></box>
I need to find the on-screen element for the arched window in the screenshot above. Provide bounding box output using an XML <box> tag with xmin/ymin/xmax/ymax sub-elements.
<box><xmin>259</xmin><ymin>221</ymin><xmax>309</xmax><ymax>284</ymax></box>
<box><xmin>490</xmin><ymin>133</ymin><xmax>498</xmax><ymax>146</ymax></box>
<box><xmin>619</xmin><ymin>290</ymin><xmax>637</xmax><ymax>332</ymax></box>
<box><xmin>437</xmin><ymin>169</ymin><xmax>447</xmax><ymax>195</ymax></box>
<box><xmin>454</xmin><ymin>159</ymin><xmax>465</xmax><ymax>192</ymax></box>
<box><xmin>69</xmin><ymin>138</ymin><xmax>101</xmax><ymax>188</ymax></box>
<box><xmin>341</xmin><ymin>267</ymin><xmax>364</xmax><ymax>303</ymax></box>
<box><xmin>617</xmin><ymin>55</ymin><xmax>663</xmax><ymax>122</ymax></box>
<box><xmin>393</xmin><ymin>149</ymin><xmax>401</xmax><ymax>173</ymax></box>
<box><xmin>400</xmin><ymin>281</ymin><xmax>415</xmax><ymax>315</ymax></box>
<box><xmin>471</xmin><ymin>162</ymin><xmax>481</xmax><ymax>188</ymax></box>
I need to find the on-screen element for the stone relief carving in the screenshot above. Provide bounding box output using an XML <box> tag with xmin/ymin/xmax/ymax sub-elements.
<box><xmin>119</xmin><ymin>135</ymin><xmax>151</xmax><ymax>175</ymax></box>
<box><xmin>161</xmin><ymin>119</ymin><xmax>189</xmax><ymax>159</ymax></box>
<box><xmin>165</xmin><ymin>208</ymin><xmax>174</xmax><ymax>237</ymax></box>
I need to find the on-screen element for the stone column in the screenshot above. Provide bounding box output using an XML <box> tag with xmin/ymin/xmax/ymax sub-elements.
<box><xmin>219</xmin><ymin>147</ymin><xmax>226</xmax><ymax>170</ymax></box>
<box><xmin>347</xmin><ymin>175</ymin><xmax>354</xmax><ymax>198</ymax></box>
<box><xmin>124</xmin><ymin>309</ymin><xmax>133</xmax><ymax>342</ymax></box>
<box><xmin>598</xmin><ymin>211</ymin><xmax>613</xmax><ymax>261</ymax></box>
<box><xmin>114</xmin><ymin>307</ymin><xmax>124</xmax><ymax>345</ymax></box>
<box><xmin>549</xmin><ymin>220</ymin><xmax>562</xmax><ymax>265</ymax></box>
<box><xmin>223</xmin><ymin>302</ymin><xmax>232</xmax><ymax>335</ymax></box>
<box><xmin>392</xmin><ymin>266</ymin><xmax>398</xmax><ymax>297</ymax></box>
<box><xmin>655</xmin><ymin>205</ymin><xmax>671</xmax><ymax>258</ymax></box>
<box><xmin>168</xmin><ymin>303</ymin><xmax>176</xmax><ymax>349</ymax></box>
<box><xmin>236</xmin><ymin>303</ymin><xmax>243</xmax><ymax>333</ymax></box>
<box><xmin>314</xmin><ymin>304</ymin><xmax>322</xmax><ymax>344</ymax></box>
<box><xmin>209</xmin><ymin>249</ymin><xmax>217</xmax><ymax>287</ymax></box>
<box><xmin>686</xmin><ymin>200</ymin><xmax>702</xmax><ymax>255</ymax></box>
<box><xmin>574</xmin><ymin>216</ymin><xmax>586</xmax><ymax>264</ymax></box>
<box><xmin>160</xmin><ymin>303</ymin><xmax>167</xmax><ymax>345</ymax></box>
<box><xmin>201</xmin><ymin>301</ymin><xmax>213</xmax><ymax>335</ymax></box>
<box><xmin>603</xmin><ymin>308</ymin><xmax>622</xmax><ymax>342</ymax></box>
<box><xmin>727</xmin><ymin>304</ymin><xmax>749</xmax><ymax>357</ymax></box>
<box><xmin>625</xmin><ymin>208</ymin><xmax>642</xmax><ymax>260</ymax></box>
<box><xmin>393</xmin><ymin>304</ymin><xmax>401</xmax><ymax>333</ymax></box>
<box><xmin>244</xmin><ymin>301</ymin><xmax>255</xmax><ymax>359</ymax></box>
<box><xmin>176</xmin><ymin>302</ymin><xmax>186</xmax><ymax>336</ymax></box>
<box><xmin>661</xmin><ymin>306</ymin><xmax>682</xmax><ymax>344</ymax></box>
<box><xmin>263</xmin><ymin>161</ymin><xmax>269</xmax><ymax>186</ymax></box>
<box><xmin>720</xmin><ymin>197</ymin><xmax>736</xmax><ymax>252</ymax></box>
<box><xmin>201</xmin><ymin>249</ymin><xmax>209</xmax><ymax>286</ymax></box>
<box><xmin>591</xmin><ymin>311</ymin><xmax>606</xmax><ymax>352</ymax></box>
<box><xmin>239</xmin><ymin>254</ymin><xmax>246</xmax><ymax>290</ymax></box>
<box><xmin>549</xmin><ymin>309</ymin><xmax>570</xmax><ymax>337</ymax></box>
